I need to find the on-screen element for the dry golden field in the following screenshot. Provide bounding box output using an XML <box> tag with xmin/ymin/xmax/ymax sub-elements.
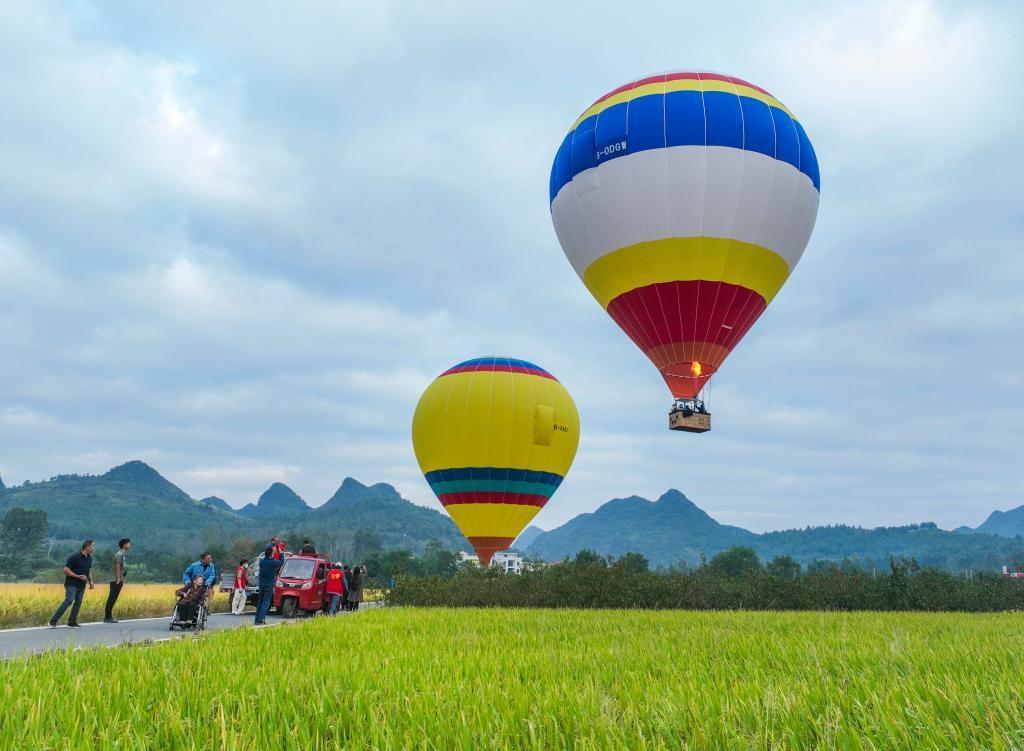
<box><xmin>0</xmin><ymin>582</ymin><xmax>230</xmax><ymax>628</ymax></box>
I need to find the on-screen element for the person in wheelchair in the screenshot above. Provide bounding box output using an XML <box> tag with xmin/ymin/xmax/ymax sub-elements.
<box><xmin>174</xmin><ymin>575</ymin><xmax>207</xmax><ymax>626</ymax></box>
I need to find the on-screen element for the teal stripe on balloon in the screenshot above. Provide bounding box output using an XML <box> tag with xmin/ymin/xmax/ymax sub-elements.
<box><xmin>428</xmin><ymin>479</ymin><xmax>558</xmax><ymax>498</ymax></box>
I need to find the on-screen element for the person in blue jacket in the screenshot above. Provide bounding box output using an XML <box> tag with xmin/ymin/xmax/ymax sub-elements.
<box><xmin>183</xmin><ymin>552</ymin><xmax>216</xmax><ymax>586</ymax></box>
<box><xmin>254</xmin><ymin>546</ymin><xmax>283</xmax><ymax>625</ymax></box>
<box><xmin>183</xmin><ymin>552</ymin><xmax>216</xmax><ymax>607</ymax></box>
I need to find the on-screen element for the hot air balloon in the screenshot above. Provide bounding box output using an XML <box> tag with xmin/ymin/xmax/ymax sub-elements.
<box><xmin>411</xmin><ymin>357</ymin><xmax>579</xmax><ymax>565</ymax></box>
<box><xmin>549</xmin><ymin>71</ymin><xmax>820</xmax><ymax>432</ymax></box>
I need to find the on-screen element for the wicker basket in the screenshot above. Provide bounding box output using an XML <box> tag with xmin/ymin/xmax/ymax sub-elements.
<box><xmin>669</xmin><ymin>409</ymin><xmax>711</xmax><ymax>433</ymax></box>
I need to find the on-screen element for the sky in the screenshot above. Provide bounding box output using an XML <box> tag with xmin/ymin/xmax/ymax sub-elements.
<box><xmin>1</xmin><ymin>0</ymin><xmax>1021</xmax><ymax>533</ymax></box>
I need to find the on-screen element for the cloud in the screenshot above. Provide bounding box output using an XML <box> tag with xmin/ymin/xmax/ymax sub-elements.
<box><xmin>0</xmin><ymin>0</ymin><xmax>1021</xmax><ymax>534</ymax></box>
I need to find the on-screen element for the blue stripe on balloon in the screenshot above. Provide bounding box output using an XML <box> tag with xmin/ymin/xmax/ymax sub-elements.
<box><xmin>424</xmin><ymin>467</ymin><xmax>564</xmax><ymax>486</ymax></box>
<box><xmin>666</xmin><ymin>89</ymin><xmax>705</xmax><ymax>147</ymax></box>
<box><xmin>795</xmin><ymin>120</ymin><xmax>820</xmax><ymax>192</ymax></box>
<box><xmin>703</xmin><ymin>91</ymin><xmax>743</xmax><ymax>149</ymax></box>
<box><xmin>446</xmin><ymin>357</ymin><xmax>549</xmax><ymax>373</ymax></box>
<box><xmin>626</xmin><ymin>93</ymin><xmax>665</xmax><ymax>153</ymax></box>
<box><xmin>740</xmin><ymin>96</ymin><xmax>775</xmax><ymax>159</ymax></box>
<box><xmin>549</xmin><ymin>90</ymin><xmax>820</xmax><ymax>203</ymax></box>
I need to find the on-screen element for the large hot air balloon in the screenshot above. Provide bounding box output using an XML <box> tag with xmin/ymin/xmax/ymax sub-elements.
<box><xmin>549</xmin><ymin>71</ymin><xmax>820</xmax><ymax>432</ymax></box>
<box><xmin>412</xmin><ymin>357</ymin><xmax>579</xmax><ymax>565</ymax></box>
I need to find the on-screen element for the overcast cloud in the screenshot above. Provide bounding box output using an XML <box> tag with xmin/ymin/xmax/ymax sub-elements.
<box><xmin>1</xmin><ymin>0</ymin><xmax>1021</xmax><ymax>532</ymax></box>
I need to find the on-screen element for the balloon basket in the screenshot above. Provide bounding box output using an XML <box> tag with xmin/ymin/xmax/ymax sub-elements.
<box><xmin>669</xmin><ymin>405</ymin><xmax>711</xmax><ymax>433</ymax></box>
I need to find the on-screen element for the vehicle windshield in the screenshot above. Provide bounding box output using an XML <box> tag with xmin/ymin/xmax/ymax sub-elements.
<box><xmin>279</xmin><ymin>558</ymin><xmax>316</xmax><ymax>580</ymax></box>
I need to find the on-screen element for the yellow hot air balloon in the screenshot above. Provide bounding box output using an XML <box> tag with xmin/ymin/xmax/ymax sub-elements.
<box><xmin>412</xmin><ymin>357</ymin><xmax>580</xmax><ymax>565</ymax></box>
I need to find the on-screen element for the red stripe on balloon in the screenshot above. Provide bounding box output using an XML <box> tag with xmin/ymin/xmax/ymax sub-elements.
<box><xmin>606</xmin><ymin>280</ymin><xmax>767</xmax><ymax>350</ymax></box>
<box><xmin>438</xmin><ymin>492</ymin><xmax>548</xmax><ymax>507</ymax></box>
<box><xmin>441</xmin><ymin>365</ymin><xmax>557</xmax><ymax>380</ymax></box>
<box><xmin>591</xmin><ymin>72</ymin><xmax>773</xmax><ymax>107</ymax></box>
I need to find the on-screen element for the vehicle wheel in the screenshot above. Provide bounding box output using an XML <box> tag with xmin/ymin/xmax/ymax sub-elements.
<box><xmin>169</xmin><ymin>624</ymin><xmax>175</xmax><ymax>631</ymax></box>
<box><xmin>280</xmin><ymin>598</ymin><xmax>298</xmax><ymax>619</ymax></box>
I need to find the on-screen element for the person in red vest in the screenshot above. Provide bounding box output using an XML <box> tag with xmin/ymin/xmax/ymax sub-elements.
<box><xmin>326</xmin><ymin>563</ymin><xmax>347</xmax><ymax>615</ymax></box>
<box><xmin>269</xmin><ymin>537</ymin><xmax>287</xmax><ymax>560</ymax></box>
<box><xmin>231</xmin><ymin>558</ymin><xmax>249</xmax><ymax>615</ymax></box>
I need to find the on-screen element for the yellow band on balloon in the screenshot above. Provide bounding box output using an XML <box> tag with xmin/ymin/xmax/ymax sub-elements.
<box><xmin>444</xmin><ymin>503</ymin><xmax>543</xmax><ymax>539</ymax></box>
<box><xmin>411</xmin><ymin>372</ymin><xmax>579</xmax><ymax>477</ymax></box>
<box><xmin>581</xmin><ymin>237</ymin><xmax>791</xmax><ymax>310</ymax></box>
<box><xmin>571</xmin><ymin>79</ymin><xmax>794</xmax><ymax>132</ymax></box>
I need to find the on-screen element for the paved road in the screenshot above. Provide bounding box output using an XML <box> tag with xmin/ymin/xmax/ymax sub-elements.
<box><xmin>0</xmin><ymin>612</ymin><xmax>275</xmax><ymax>659</ymax></box>
<box><xmin>0</xmin><ymin>604</ymin><xmax>378</xmax><ymax>660</ymax></box>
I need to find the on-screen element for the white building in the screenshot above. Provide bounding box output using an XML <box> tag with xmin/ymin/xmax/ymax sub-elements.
<box><xmin>458</xmin><ymin>550</ymin><xmax>525</xmax><ymax>574</ymax></box>
<box><xmin>491</xmin><ymin>551</ymin><xmax>524</xmax><ymax>574</ymax></box>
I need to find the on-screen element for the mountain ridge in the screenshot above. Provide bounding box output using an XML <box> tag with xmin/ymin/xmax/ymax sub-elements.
<box><xmin>527</xmin><ymin>490</ymin><xmax>1024</xmax><ymax>571</ymax></box>
<box><xmin>0</xmin><ymin>461</ymin><xmax>466</xmax><ymax>554</ymax></box>
<box><xmin>957</xmin><ymin>505</ymin><xmax>1024</xmax><ymax>538</ymax></box>
<box><xmin>3</xmin><ymin>461</ymin><xmax>1022</xmax><ymax>572</ymax></box>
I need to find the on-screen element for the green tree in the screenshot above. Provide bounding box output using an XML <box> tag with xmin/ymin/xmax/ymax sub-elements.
<box><xmin>353</xmin><ymin>528</ymin><xmax>383</xmax><ymax>561</ymax></box>
<box><xmin>0</xmin><ymin>507</ymin><xmax>49</xmax><ymax>577</ymax></box>
<box><xmin>573</xmin><ymin>549</ymin><xmax>607</xmax><ymax>568</ymax></box>
<box><xmin>612</xmin><ymin>552</ymin><xmax>650</xmax><ymax>575</ymax></box>
<box><xmin>709</xmin><ymin>546</ymin><xmax>761</xmax><ymax>577</ymax></box>
<box><xmin>0</xmin><ymin>507</ymin><xmax>49</xmax><ymax>555</ymax></box>
<box><xmin>766</xmin><ymin>555</ymin><xmax>801</xmax><ymax>579</ymax></box>
<box><xmin>421</xmin><ymin>540</ymin><xmax>461</xmax><ymax>578</ymax></box>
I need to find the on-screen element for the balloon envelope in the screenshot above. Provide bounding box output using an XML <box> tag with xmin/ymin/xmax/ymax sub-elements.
<box><xmin>412</xmin><ymin>357</ymin><xmax>579</xmax><ymax>564</ymax></box>
<box><xmin>550</xmin><ymin>71</ymin><xmax>820</xmax><ymax>399</ymax></box>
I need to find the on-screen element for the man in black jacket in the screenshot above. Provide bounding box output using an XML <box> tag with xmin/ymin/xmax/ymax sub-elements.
<box><xmin>49</xmin><ymin>540</ymin><xmax>95</xmax><ymax>628</ymax></box>
<box><xmin>253</xmin><ymin>546</ymin><xmax>283</xmax><ymax>625</ymax></box>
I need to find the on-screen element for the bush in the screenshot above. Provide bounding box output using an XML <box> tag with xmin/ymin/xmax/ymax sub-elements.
<box><xmin>389</xmin><ymin>549</ymin><xmax>1024</xmax><ymax>612</ymax></box>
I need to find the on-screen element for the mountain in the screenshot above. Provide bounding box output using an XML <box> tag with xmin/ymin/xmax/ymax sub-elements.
<box><xmin>104</xmin><ymin>460</ymin><xmax>191</xmax><ymax>502</ymax></box>
<box><xmin>198</xmin><ymin>496</ymin><xmax>232</xmax><ymax>512</ymax></box>
<box><xmin>239</xmin><ymin>483</ymin><xmax>309</xmax><ymax>518</ymax></box>
<box><xmin>0</xmin><ymin>461</ymin><xmax>238</xmax><ymax>547</ymax></box>
<box><xmin>8</xmin><ymin>460</ymin><xmax>1018</xmax><ymax>573</ymax></box>
<box><xmin>958</xmin><ymin>505</ymin><xmax>1024</xmax><ymax>538</ymax></box>
<box><xmin>752</xmin><ymin>522</ymin><xmax>1019</xmax><ymax>571</ymax></box>
<box><xmin>0</xmin><ymin>461</ymin><xmax>469</xmax><ymax>556</ymax></box>
<box><xmin>527</xmin><ymin>490</ymin><xmax>1024</xmax><ymax>571</ymax></box>
<box><xmin>313</xmin><ymin>478</ymin><xmax>465</xmax><ymax>551</ymax></box>
<box><xmin>0</xmin><ymin>474</ymin><xmax>6</xmax><ymax>491</ymax></box>
<box><xmin>514</xmin><ymin>525</ymin><xmax>544</xmax><ymax>551</ymax></box>
<box><xmin>529</xmin><ymin>490</ymin><xmax>753</xmax><ymax>567</ymax></box>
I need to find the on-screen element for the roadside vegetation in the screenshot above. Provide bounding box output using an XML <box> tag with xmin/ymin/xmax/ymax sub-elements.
<box><xmin>391</xmin><ymin>547</ymin><xmax>1024</xmax><ymax>611</ymax></box>
<box><xmin>1</xmin><ymin>608</ymin><xmax>1022</xmax><ymax>749</ymax></box>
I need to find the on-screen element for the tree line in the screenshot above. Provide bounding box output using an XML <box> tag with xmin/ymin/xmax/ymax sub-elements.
<box><xmin>390</xmin><ymin>546</ymin><xmax>1024</xmax><ymax>612</ymax></box>
<box><xmin>6</xmin><ymin>501</ymin><xmax>1024</xmax><ymax>611</ymax></box>
<box><xmin>0</xmin><ymin>506</ymin><xmax>460</xmax><ymax>584</ymax></box>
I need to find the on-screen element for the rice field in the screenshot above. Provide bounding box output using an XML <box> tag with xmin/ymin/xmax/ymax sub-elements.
<box><xmin>0</xmin><ymin>583</ymin><xmax>229</xmax><ymax>628</ymax></box>
<box><xmin>2</xmin><ymin>608</ymin><xmax>1022</xmax><ymax>750</ymax></box>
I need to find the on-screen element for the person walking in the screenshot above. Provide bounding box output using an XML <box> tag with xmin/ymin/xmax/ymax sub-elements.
<box><xmin>254</xmin><ymin>545</ymin><xmax>283</xmax><ymax>625</ymax></box>
<box><xmin>48</xmin><ymin>540</ymin><xmax>95</xmax><ymax>628</ymax></box>
<box><xmin>103</xmin><ymin>538</ymin><xmax>131</xmax><ymax>623</ymax></box>
<box><xmin>326</xmin><ymin>563</ymin><xmax>346</xmax><ymax>615</ymax></box>
<box><xmin>346</xmin><ymin>565</ymin><xmax>364</xmax><ymax>612</ymax></box>
<box><xmin>231</xmin><ymin>558</ymin><xmax>249</xmax><ymax>615</ymax></box>
<box><xmin>183</xmin><ymin>552</ymin><xmax>217</xmax><ymax>610</ymax></box>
